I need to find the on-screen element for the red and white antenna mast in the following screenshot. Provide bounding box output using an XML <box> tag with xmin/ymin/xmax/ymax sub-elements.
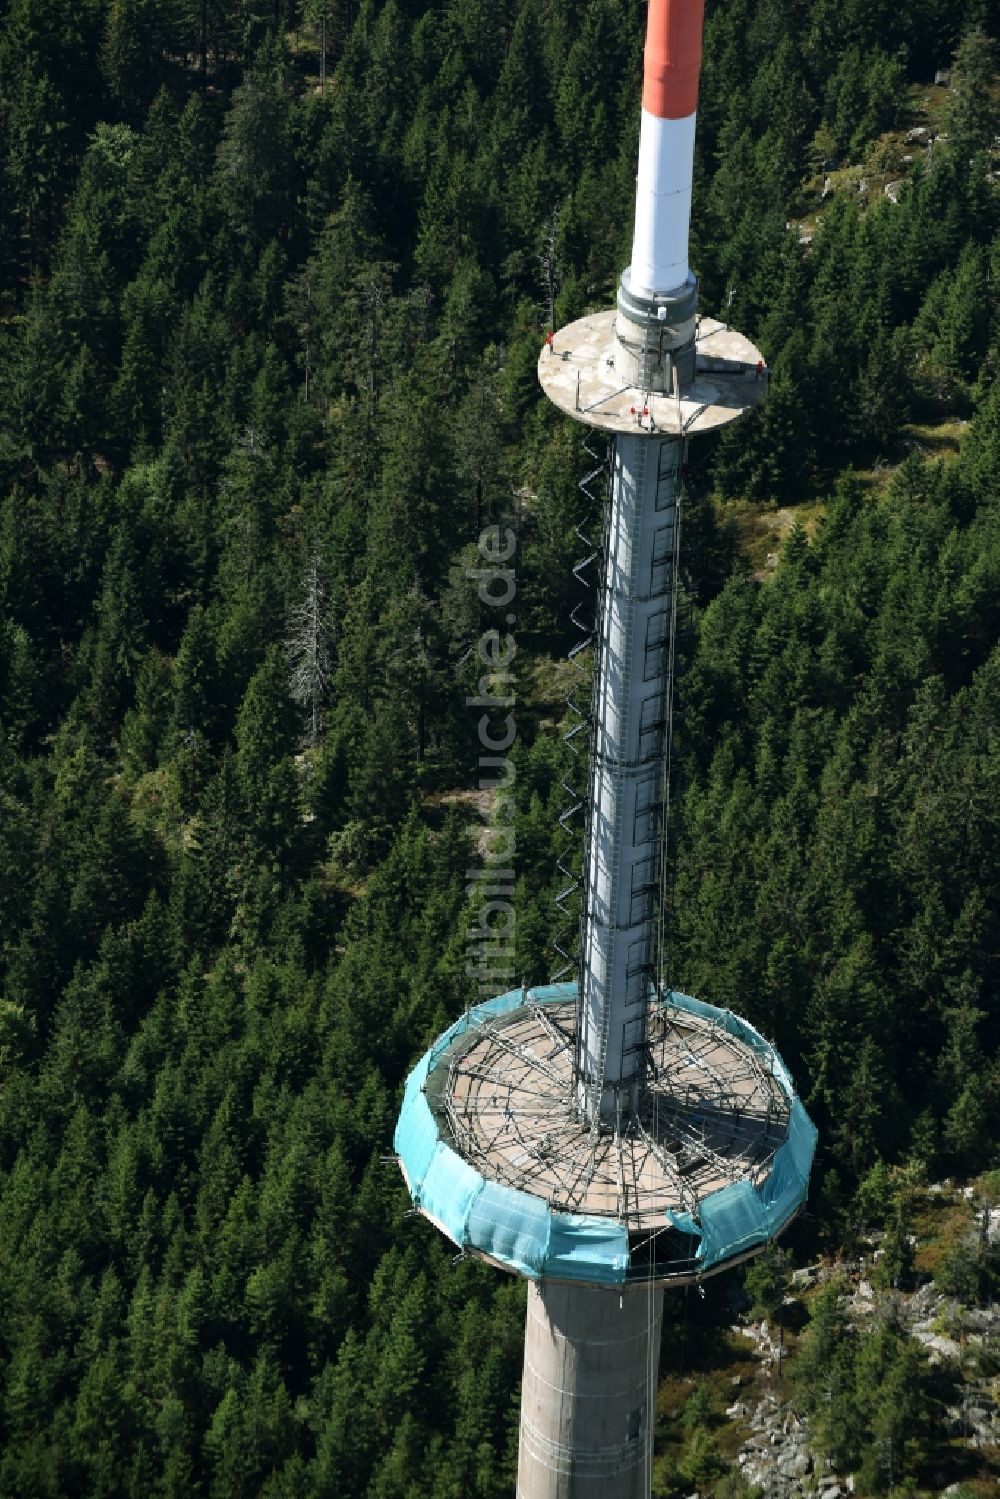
<box><xmin>629</xmin><ymin>0</ymin><xmax>704</xmax><ymax>300</ymax></box>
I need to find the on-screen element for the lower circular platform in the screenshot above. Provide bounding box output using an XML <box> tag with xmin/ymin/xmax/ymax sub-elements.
<box><xmin>395</xmin><ymin>985</ymin><xmax>817</xmax><ymax>1286</ymax></box>
<box><xmin>442</xmin><ymin>997</ymin><xmax>787</xmax><ymax>1230</ymax></box>
<box><xmin>537</xmin><ymin>312</ymin><xmax>766</xmax><ymax>436</ymax></box>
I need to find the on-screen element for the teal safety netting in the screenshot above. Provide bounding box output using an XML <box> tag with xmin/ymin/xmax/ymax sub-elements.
<box><xmin>394</xmin><ymin>984</ymin><xmax>816</xmax><ymax>1284</ymax></box>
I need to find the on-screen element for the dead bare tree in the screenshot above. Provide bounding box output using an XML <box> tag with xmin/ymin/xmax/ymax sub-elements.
<box><xmin>286</xmin><ymin>550</ymin><xmax>334</xmax><ymax>748</ymax></box>
<box><xmin>539</xmin><ymin>208</ymin><xmax>561</xmax><ymax>332</ymax></box>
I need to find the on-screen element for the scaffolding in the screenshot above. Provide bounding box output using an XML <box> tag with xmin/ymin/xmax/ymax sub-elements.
<box><xmin>395</xmin><ymin>984</ymin><xmax>816</xmax><ymax>1286</ymax></box>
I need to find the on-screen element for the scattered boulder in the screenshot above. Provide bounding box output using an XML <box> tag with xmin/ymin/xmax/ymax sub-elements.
<box><xmin>980</xmin><ymin>1206</ymin><xmax>1000</xmax><ymax>1245</ymax></box>
<box><xmin>907</xmin><ymin>1281</ymin><xmax>942</xmax><ymax>1316</ymax></box>
<box><xmin>944</xmin><ymin>1406</ymin><xmax>966</xmax><ymax>1437</ymax></box>
<box><xmin>962</xmin><ymin>1303</ymin><xmax>1000</xmax><ymax>1334</ymax></box>
<box><xmin>912</xmin><ymin>1328</ymin><xmax>961</xmax><ymax>1362</ymax></box>
<box><xmin>778</xmin><ymin>1451</ymin><xmax>811</xmax><ymax>1479</ymax></box>
<box><xmin>725</xmin><ymin>1225</ymin><xmax>997</xmax><ymax>1491</ymax></box>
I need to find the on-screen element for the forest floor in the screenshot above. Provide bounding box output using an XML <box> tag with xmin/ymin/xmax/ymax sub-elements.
<box><xmin>901</xmin><ymin>418</ymin><xmax>970</xmax><ymax>460</ymax></box>
<box><xmin>426</xmin><ymin>786</ymin><xmax>499</xmax><ymax>858</ymax></box>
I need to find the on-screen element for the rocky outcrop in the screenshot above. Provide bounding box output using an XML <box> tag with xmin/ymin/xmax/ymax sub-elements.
<box><xmin>720</xmin><ymin>1184</ymin><xmax>1000</xmax><ymax>1495</ymax></box>
<box><xmin>734</xmin><ymin>1394</ymin><xmax>814</xmax><ymax>1497</ymax></box>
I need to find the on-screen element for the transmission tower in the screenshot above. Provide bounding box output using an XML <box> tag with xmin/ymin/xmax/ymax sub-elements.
<box><xmin>396</xmin><ymin>5</ymin><xmax>817</xmax><ymax>1495</ymax></box>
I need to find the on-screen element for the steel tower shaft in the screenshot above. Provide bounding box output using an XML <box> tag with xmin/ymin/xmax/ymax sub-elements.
<box><xmin>577</xmin><ymin>434</ymin><xmax>682</xmax><ymax>1123</ymax></box>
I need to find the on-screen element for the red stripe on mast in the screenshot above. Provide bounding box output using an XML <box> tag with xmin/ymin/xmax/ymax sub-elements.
<box><xmin>642</xmin><ymin>0</ymin><xmax>705</xmax><ymax>120</ymax></box>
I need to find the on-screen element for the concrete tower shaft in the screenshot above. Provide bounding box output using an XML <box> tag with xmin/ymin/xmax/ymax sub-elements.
<box><xmin>577</xmin><ymin>434</ymin><xmax>681</xmax><ymax>1122</ymax></box>
<box><xmin>517</xmin><ymin>1281</ymin><xmax>665</xmax><ymax>1499</ymax></box>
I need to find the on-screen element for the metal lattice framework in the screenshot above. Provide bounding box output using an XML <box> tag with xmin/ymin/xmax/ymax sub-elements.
<box><xmin>437</xmin><ymin>996</ymin><xmax>789</xmax><ymax>1236</ymax></box>
<box><xmin>552</xmin><ymin>428</ymin><xmax>611</xmax><ymax>985</ymax></box>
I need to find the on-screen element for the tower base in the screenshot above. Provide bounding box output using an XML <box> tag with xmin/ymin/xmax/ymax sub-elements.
<box><xmin>518</xmin><ymin>1279</ymin><xmax>665</xmax><ymax>1499</ymax></box>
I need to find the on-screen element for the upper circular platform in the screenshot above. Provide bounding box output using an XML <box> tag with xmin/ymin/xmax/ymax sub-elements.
<box><xmin>537</xmin><ymin>312</ymin><xmax>766</xmax><ymax>436</ymax></box>
<box><xmin>395</xmin><ymin>984</ymin><xmax>816</xmax><ymax>1287</ymax></box>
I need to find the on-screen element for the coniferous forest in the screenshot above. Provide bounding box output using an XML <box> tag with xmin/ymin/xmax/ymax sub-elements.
<box><xmin>0</xmin><ymin>0</ymin><xmax>998</xmax><ymax>1494</ymax></box>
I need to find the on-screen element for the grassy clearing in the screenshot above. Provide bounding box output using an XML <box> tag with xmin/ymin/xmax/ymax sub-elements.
<box><xmin>901</xmin><ymin>417</ymin><xmax>969</xmax><ymax>458</ymax></box>
<box><xmin>523</xmin><ymin>650</ymin><xmax>588</xmax><ymax>727</ymax></box>
<box><xmin>912</xmin><ymin>1193</ymin><xmax>974</xmax><ymax>1278</ymax></box>
<box><xmin>129</xmin><ymin>766</ymin><xmax>185</xmax><ymax>853</ymax></box>
<box><xmin>723</xmin><ymin>498</ymin><xmax>828</xmax><ymax>579</ymax></box>
<box><xmin>424</xmin><ymin>787</ymin><xmax>499</xmax><ymax>855</ymax></box>
<box><xmin>722</xmin><ymin>410</ymin><xmax>969</xmax><ymax>580</ymax></box>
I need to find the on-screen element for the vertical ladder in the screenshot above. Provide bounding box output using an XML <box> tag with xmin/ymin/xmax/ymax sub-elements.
<box><xmin>653</xmin><ymin>442</ymin><xmax>684</xmax><ymax>998</ymax></box>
